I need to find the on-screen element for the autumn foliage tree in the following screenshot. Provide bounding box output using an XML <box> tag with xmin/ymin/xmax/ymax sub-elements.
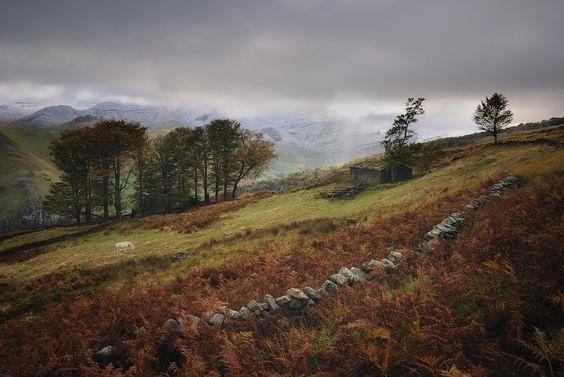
<box><xmin>473</xmin><ymin>92</ymin><xmax>513</xmax><ymax>144</ymax></box>
<box><xmin>231</xmin><ymin>130</ymin><xmax>276</xmax><ymax>199</ymax></box>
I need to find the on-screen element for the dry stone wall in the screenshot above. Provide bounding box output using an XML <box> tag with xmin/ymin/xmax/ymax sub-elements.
<box><xmin>95</xmin><ymin>172</ymin><xmax>519</xmax><ymax>359</ymax></box>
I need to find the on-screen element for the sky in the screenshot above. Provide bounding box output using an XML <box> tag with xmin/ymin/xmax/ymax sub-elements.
<box><xmin>0</xmin><ymin>0</ymin><xmax>563</xmax><ymax>137</ymax></box>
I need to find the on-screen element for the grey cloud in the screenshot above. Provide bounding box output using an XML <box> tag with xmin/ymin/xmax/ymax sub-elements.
<box><xmin>0</xmin><ymin>0</ymin><xmax>563</xmax><ymax>128</ymax></box>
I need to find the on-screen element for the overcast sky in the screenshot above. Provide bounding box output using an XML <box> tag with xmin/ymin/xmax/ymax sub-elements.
<box><xmin>1</xmin><ymin>0</ymin><xmax>563</xmax><ymax>137</ymax></box>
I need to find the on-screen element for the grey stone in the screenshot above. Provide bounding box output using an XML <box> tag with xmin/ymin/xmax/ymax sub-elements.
<box><xmin>286</xmin><ymin>288</ymin><xmax>309</xmax><ymax>301</ymax></box>
<box><xmin>275</xmin><ymin>295</ymin><xmax>292</xmax><ymax>306</ymax></box>
<box><xmin>360</xmin><ymin>260</ymin><xmax>375</xmax><ymax>272</ymax></box>
<box><xmin>226</xmin><ymin>309</ymin><xmax>240</xmax><ymax>320</ymax></box>
<box><xmin>387</xmin><ymin>250</ymin><xmax>403</xmax><ymax>264</ymax></box>
<box><xmin>465</xmin><ymin>199</ymin><xmax>483</xmax><ymax>210</ymax></box>
<box><xmin>238</xmin><ymin>307</ymin><xmax>251</xmax><ymax>318</ymax></box>
<box><xmin>381</xmin><ymin>258</ymin><xmax>396</xmax><ymax>268</ymax></box>
<box><xmin>208</xmin><ymin>313</ymin><xmax>224</xmax><ymax>325</ymax></box>
<box><xmin>304</xmin><ymin>286</ymin><xmax>322</xmax><ymax>301</ymax></box>
<box><xmin>264</xmin><ymin>294</ymin><xmax>281</xmax><ymax>311</ymax></box>
<box><xmin>258</xmin><ymin>302</ymin><xmax>268</xmax><ymax>311</ymax></box>
<box><xmin>247</xmin><ymin>299</ymin><xmax>262</xmax><ymax>312</ymax></box>
<box><xmin>188</xmin><ymin>315</ymin><xmax>201</xmax><ymax>326</ymax></box>
<box><xmin>287</xmin><ymin>297</ymin><xmax>309</xmax><ymax>310</ymax></box>
<box><xmin>96</xmin><ymin>346</ymin><xmax>113</xmax><ymax>357</ymax></box>
<box><xmin>163</xmin><ymin>318</ymin><xmax>180</xmax><ymax>329</ymax></box>
<box><xmin>329</xmin><ymin>273</ymin><xmax>348</xmax><ymax>286</ymax></box>
<box><xmin>351</xmin><ymin>267</ymin><xmax>370</xmax><ymax>280</ymax></box>
<box><xmin>339</xmin><ymin>267</ymin><xmax>363</xmax><ymax>283</ymax></box>
<box><xmin>361</xmin><ymin>259</ymin><xmax>384</xmax><ymax>272</ymax></box>
<box><xmin>321</xmin><ymin>280</ymin><xmax>339</xmax><ymax>294</ymax></box>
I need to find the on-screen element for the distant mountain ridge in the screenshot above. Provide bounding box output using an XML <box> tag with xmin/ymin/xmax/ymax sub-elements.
<box><xmin>19</xmin><ymin>102</ymin><xmax>201</xmax><ymax>128</ymax></box>
<box><xmin>0</xmin><ymin>103</ymin><xmax>36</xmax><ymax>121</ymax></box>
<box><xmin>21</xmin><ymin>105</ymin><xmax>80</xmax><ymax>125</ymax></box>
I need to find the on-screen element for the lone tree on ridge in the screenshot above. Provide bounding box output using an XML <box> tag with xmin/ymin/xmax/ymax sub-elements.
<box><xmin>382</xmin><ymin>97</ymin><xmax>425</xmax><ymax>162</ymax></box>
<box><xmin>473</xmin><ymin>92</ymin><xmax>513</xmax><ymax>144</ymax></box>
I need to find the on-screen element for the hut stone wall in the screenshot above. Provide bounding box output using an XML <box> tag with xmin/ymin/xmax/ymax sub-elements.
<box><xmin>350</xmin><ymin>163</ymin><xmax>412</xmax><ymax>185</ymax></box>
<box><xmin>350</xmin><ymin>166</ymin><xmax>389</xmax><ymax>185</ymax></box>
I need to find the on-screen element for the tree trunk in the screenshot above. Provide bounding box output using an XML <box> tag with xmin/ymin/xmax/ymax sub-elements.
<box><xmin>494</xmin><ymin>129</ymin><xmax>498</xmax><ymax>144</ymax></box>
<box><xmin>214</xmin><ymin>174</ymin><xmax>219</xmax><ymax>202</ymax></box>
<box><xmin>223</xmin><ymin>167</ymin><xmax>228</xmax><ymax>201</ymax></box>
<box><xmin>203</xmin><ymin>162</ymin><xmax>209</xmax><ymax>203</ymax></box>
<box><xmin>85</xmin><ymin>170</ymin><xmax>92</xmax><ymax>224</ymax></box>
<box><xmin>231</xmin><ymin>181</ymin><xmax>238</xmax><ymax>200</ymax></box>
<box><xmin>102</xmin><ymin>175</ymin><xmax>109</xmax><ymax>221</ymax></box>
<box><xmin>194</xmin><ymin>167</ymin><xmax>199</xmax><ymax>203</ymax></box>
<box><xmin>114</xmin><ymin>158</ymin><xmax>122</xmax><ymax>220</ymax></box>
<box><xmin>75</xmin><ymin>201</ymin><xmax>81</xmax><ymax>225</ymax></box>
<box><xmin>137</xmin><ymin>156</ymin><xmax>143</xmax><ymax>217</ymax></box>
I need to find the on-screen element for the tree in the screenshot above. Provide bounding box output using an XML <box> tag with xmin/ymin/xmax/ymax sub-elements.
<box><xmin>206</xmin><ymin>119</ymin><xmax>241</xmax><ymax>201</ymax></box>
<box><xmin>190</xmin><ymin>126</ymin><xmax>211</xmax><ymax>203</ymax></box>
<box><xmin>44</xmin><ymin>180</ymin><xmax>83</xmax><ymax>224</ymax></box>
<box><xmin>132</xmin><ymin>131</ymin><xmax>149</xmax><ymax>217</ymax></box>
<box><xmin>231</xmin><ymin>130</ymin><xmax>276</xmax><ymax>199</ymax></box>
<box><xmin>168</xmin><ymin>127</ymin><xmax>194</xmax><ymax>208</ymax></box>
<box><xmin>95</xmin><ymin>120</ymin><xmax>147</xmax><ymax>219</ymax></box>
<box><xmin>473</xmin><ymin>92</ymin><xmax>513</xmax><ymax>144</ymax></box>
<box><xmin>382</xmin><ymin>97</ymin><xmax>425</xmax><ymax>162</ymax></box>
<box><xmin>149</xmin><ymin>135</ymin><xmax>177</xmax><ymax>212</ymax></box>
<box><xmin>47</xmin><ymin>128</ymin><xmax>92</xmax><ymax>224</ymax></box>
<box><xmin>90</xmin><ymin>124</ymin><xmax>114</xmax><ymax>220</ymax></box>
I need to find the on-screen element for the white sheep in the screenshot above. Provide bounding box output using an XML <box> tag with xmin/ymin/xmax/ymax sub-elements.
<box><xmin>115</xmin><ymin>241</ymin><xmax>135</xmax><ymax>253</ymax></box>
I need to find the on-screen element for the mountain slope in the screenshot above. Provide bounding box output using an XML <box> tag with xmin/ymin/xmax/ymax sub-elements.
<box><xmin>21</xmin><ymin>105</ymin><xmax>80</xmax><ymax>126</ymax></box>
<box><xmin>0</xmin><ymin>122</ymin><xmax>59</xmax><ymax>223</ymax></box>
<box><xmin>0</xmin><ymin>104</ymin><xmax>33</xmax><ymax>121</ymax></box>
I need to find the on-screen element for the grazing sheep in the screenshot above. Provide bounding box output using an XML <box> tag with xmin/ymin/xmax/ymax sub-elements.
<box><xmin>115</xmin><ymin>241</ymin><xmax>134</xmax><ymax>253</ymax></box>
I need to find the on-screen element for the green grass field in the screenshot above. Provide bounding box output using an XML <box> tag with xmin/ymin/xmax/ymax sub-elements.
<box><xmin>1</xmin><ymin>139</ymin><xmax>562</xmax><ymax>285</ymax></box>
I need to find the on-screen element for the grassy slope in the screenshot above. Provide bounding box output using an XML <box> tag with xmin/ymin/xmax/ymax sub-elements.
<box><xmin>0</xmin><ymin>145</ymin><xmax>561</xmax><ymax>375</ymax></box>
<box><xmin>1</xmin><ymin>128</ymin><xmax>562</xmax><ymax>285</ymax></box>
<box><xmin>0</xmin><ymin>122</ymin><xmax>59</xmax><ymax>220</ymax></box>
<box><xmin>0</xmin><ymin>126</ymin><xmax>562</xmax><ymax>375</ymax></box>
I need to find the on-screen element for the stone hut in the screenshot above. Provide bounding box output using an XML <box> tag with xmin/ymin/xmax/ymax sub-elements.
<box><xmin>350</xmin><ymin>162</ymin><xmax>413</xmax><ymax>185</ymax></box>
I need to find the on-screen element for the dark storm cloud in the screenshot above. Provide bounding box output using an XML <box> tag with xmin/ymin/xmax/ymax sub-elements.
<box><xmin>0</xmin><ymin>0</ymin><xmax>563</xmax><ymax>128</ymax></box>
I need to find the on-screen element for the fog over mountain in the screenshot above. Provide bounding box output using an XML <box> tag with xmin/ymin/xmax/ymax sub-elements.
<box><xmin>1</xmin><ymin>0</ymin><xmax>563</xmax><ymax>140</ymax></box>
<box><xmin>6</xmin><ymin>101</ymin><xmax>387</xmax><ymax>173</ymax></box>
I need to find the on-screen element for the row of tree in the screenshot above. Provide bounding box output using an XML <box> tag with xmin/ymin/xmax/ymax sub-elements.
<box><xmin>45</xmin><ymin>119</ymin><xmax>276</xmax><ymax>224</ymax></box>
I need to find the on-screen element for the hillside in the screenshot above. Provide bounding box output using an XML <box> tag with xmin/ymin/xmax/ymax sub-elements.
<box><xmin>0</xmin><ymin>122</ymin><xmax>59</xmax><ymax>224</ymax></box>
<box><xmin>0</xmin><ymin>125</ymin><xmax>562</xmax><ymax>375</ymax></box>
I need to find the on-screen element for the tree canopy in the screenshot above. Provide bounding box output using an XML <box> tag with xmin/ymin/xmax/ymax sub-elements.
<box><xmin>382</xmin><ymin>97</ymin><xmax>425</xmax><ymax>162</ymax></box>
<box><xmin>473</xmin><ymin>92</ymin><xmax>513</xmax><ymax>144</ymax></box>
<box><xmin>46</xmin><ymin>118</ymin><xmax>276</xmax><ymax>223</ymax></box>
